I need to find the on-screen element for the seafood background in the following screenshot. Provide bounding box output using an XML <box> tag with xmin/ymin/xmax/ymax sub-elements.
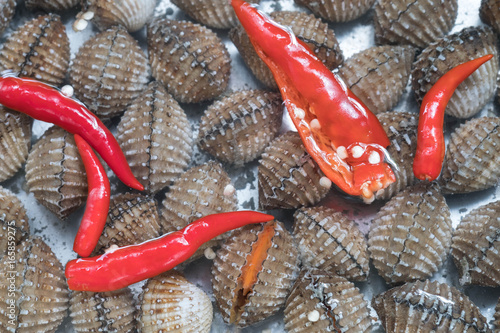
<box><xmin>0</xmin><ymin>0</ymin><xmax>498</xmax><ymax>332</ymax></box>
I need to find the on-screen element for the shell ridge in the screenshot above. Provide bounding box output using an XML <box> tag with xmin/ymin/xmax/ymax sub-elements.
<box><xmin>347</xmin><ymin>52</ymin><xmax>393</xmax><ymax>88</ymax></box>
<box><xmin>144</xmin><ymin>86</ymin><xmax>158</xmax><ymax>186</ymax></box>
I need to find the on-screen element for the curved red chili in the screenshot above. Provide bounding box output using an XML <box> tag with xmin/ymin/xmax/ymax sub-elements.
<box><xmin>65</xmin><ymin>211</ymin><xmax>275</xmax><ymax>292</ymax></box>
<box><xmin>231</xmin><ymin>0</ymin><xmax>395</xmax><ymax>202</ymax></box>
<box><xmin>73</xmin><ymin>134</ymin><xmax>111</xmax><ymax>258</ymax></box>
<box><xmin>413</xmin><ymin>54</ymin><xmax>493</xmax><ymax>181</ymax></box>
<box><xmin>0</xmin><ymin>75</ymin><xmax>143</xmax><ymax>191</ymax></box>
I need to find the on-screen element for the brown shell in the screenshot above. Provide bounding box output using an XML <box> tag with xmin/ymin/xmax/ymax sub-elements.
<box><xmin>197</xmin><ymin>90</ymin><xmax>283</xmax><ymax>166</ymax></box>
<box><xmin>411</xmin><ymin>26</ymin><xmax>499</xmax><ymax>118</ymax></box>
<box><xmin>0</xmin><ymin>186</ymin><xmax>29</xmax><ymax>260</ymax></box>
<box><xmin>0</xmin><ymin>14</ymin><xmax>70</xmax><ymax>86</ymax></box>
<box><xmin>293</xmin><ymin>206</ymin><xmax>370</xmax><ymax>281</ymax></box>
<box><xmin>0</xmin><ymin>237</ymin><xmax>69</xmax><ymax>332</ymax></box>
<box><xmin>69</xmin><ymin>26</ymin><xmax>150</xmax><ymax>119</ymax></box>
<box><xmin>480</xmin><ymin>0</ymin><xmax>500</xmax><ymax>35</ymax></box>
<box><xmin>374</xmin><ymin>0</ymin><xmax>458</xmax><ymax>48</ymax></box>
<box><xmin>70</xmin><ymin>288</ymin><xmax>137</xmax><ymax>333</ymax></box>
<box><xmin>373</xmin><ymin>280</ymin><xmax>491</xmax><ymax>332</ymax></box>
<box><xmin>439</xmin><ymin>117</ymin><xmax>500</xmax><ymax>194</ymax></box>
<box><xmin>294</xmin><ymin>0</ymin><xmax>376</xmax><ymax>22</ymax></box>
<box><xmin>337</xmin><ymin>45</ymin><xmax>415</xmax><ymax>114</ymax></box>
<box><xmin>0</xmin><ymin>106</ymin><xmax>32</xmax><ymax>183</ymax></box>
<box><xmin>25</xmin><ymin>126</ymin><xmax>87</xmax><ymax>220</ymax></box>
<box><xmin>116</xmin><ymin>81</ymin><xmax>193</xmax><ymax>194</ymax></box>
<box><xmin>284</xmin><ymin>269</ymin><xmax>372</xmax><ymax>332</ymax></box>
<box><xmin>494</xmin><ymin>299</ymin><xmax>500</xmax><ymax>333</ymax></box>
<box><xmin>139</xmin><ymin>271</ymin><xmax>213</xmax><ymax>333</ymax></box>
<box><xmin>147</xmin><ymin>18</ymin><xmax>231</xmax><ymax>104</ymax></box>
<box><xmin>0</xmin><ymin>0</ymin><xmax>15</xmax><ymax>36</ymax></box>
<box><xmin>451</xmin><ymin>200</ymin><xmax>500</xmax><ymax>287</ymax></box>
<box><xmin>25</xmin><ymin>0</ymin><xmax>79</xmax><ymax>12</ymax></box>
<box><xmin>368</xmin><ymin>183</ymin><xmax>453</xmax><ymax>284</ymax></box>
<box><xmin>212</xmin><ymin>220</ymin><xmax>300</xmax><ymax>327</ymax></box>
<box><xmin>258</xmin><ymin>131</ymin><xmax>330</xmax><ymax>210</ymax></box>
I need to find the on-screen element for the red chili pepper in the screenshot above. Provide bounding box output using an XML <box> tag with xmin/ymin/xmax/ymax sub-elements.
<box><xmin>73</xmin><ymin>134</ymin><xmax>111</xmax><ymax>258</ymax></box>
<box><xmin>0</xmin><ymin>75</ymin><xmax>143</xmax><ymax>191</ymax></box>
<box><xmin>413</xmin><ymin>54</ymin><xmax>493</xmax><ymax>181</ymax></box>
<box><xmin>231</xmin><ymin>0</ymin><xmax>395</xmax><ymax>202</ymax></box>
<box><xmin>65</xmin><ymin>211</ymin><xmax>275</xmax><ymax>292</ymax></box>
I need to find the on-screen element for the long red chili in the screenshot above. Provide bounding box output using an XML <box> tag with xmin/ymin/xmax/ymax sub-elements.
<box><xmin>73</xmin><ymin>134</ymin><xmax>111</xmax><ymax>258</ymax></box>
<box><xmin>413</xmin><ymin>54</ymin><xmax>493</xmax><ymax>181</ymax></box>
<box><xmin>65</xmin><ymin>211</ymin><xmax>275</xmax><ymax>292</ymax></box>
<box><xmin>231</xmin><ymin>0</ymin><xmax>395</xmax><ymax>202</ymax></box>
<box><xmin>0</xmin><ymin>75</ymin><xmax>143</xmax><ymax>191</ymax></box>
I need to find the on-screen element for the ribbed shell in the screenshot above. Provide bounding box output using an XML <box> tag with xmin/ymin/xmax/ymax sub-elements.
<box><xmin>284</xmin><ymin>269</ymin><xmax>372</xmax><ymax>332</ymax></box>
<box><xmin>0</xmin><ymin>0</ymin><xmax>15</xmax><ymax>36</ymax></box>
<box><xmin>198</xmin><ymin>90</ymin><xmax>283</xmax><ymax>166</ymax></box>
<box><xmin>70</xmin><ymin>288</ymin><xmax>137</xmax><ymax>333</ymax></box>
<box><xmin>116</xmin><ymin>81</ymin><xmax>193</xmax><ymax>194</ymax></box>
<box><xmin>0</xmin><ymin>106</ymin><xmax>31</xmax><ymax>183</ymax></box>
<box><xmin>25</xmin><ymin>126</ymin><xmax>87</xmax><ymax>220</ymax></box>
<box><xmin>368</xmin><ymin>183</ymin><xmax>453</xmax><ymax>284</ymax></box>
<box><xmin>0</xmin><ymin>237</ymin><xmax>69</xmax><ymax>333</ymax></box>
<box><xmin>494</xmin><ymin>299</ymin><xmax>500</xmax><ymax>333</ymax></box>
<box><xmin>258</xmin><ymin>131</ymin><xmax>330</xmax><ymax>210</ymax></box>
<box><xmin>139</xmin><ymin>271</ymin><xmax>213</xmax><ymax>333</ymax></box>
<box><xmin>411</xmin><ymin>26</ymin><xmax>499</xmax><ymax>119</ymax></box>
<box><xmin>337</xmin><ymin>45</ymin><xmax>415</xmax><ymax>114</ymax></box>
<box><xmin>373</xmin><ymin>280</ymin><xmax>491</xmax><ymax>332</ymax></box>
<box><xmin>480</xmin><ymin>0</ymin><xmax>500</xmax><ymax>35</ymax></box>
<box><xmin>295</xmin><ymin>0</ymin><xmax>375</xmax><ymax>22</ymax></box>
<box><xmin>147</xmin><ymin>18</ymin><xmax>231</xmax><ymax>104</ymax></box>
<box><xmin>0</xmin><ymin>14</ymin><xmax>70</xmax><ymax>86</ymax></box>
<box><xmin>293</xmin><ymin>206</ymin><xmax>370</xmax><ymax>281</ymax></box>
<box><xmin>69</xmin><ymin>26</ymin><xmax>150</xmax><ymax>119</ymax></box>
<box><xmin>439</xmin><ymin>117</ymin><xmax>500</xmax><ymax>194</ymax></box>
<box><xmin>374</xmin><ymin>0</ymin><xmax>458</xmax><ymax>48</ymax></box>
<box><xmin>451</xmin><ymin>200</ymin><xmax>500</xmax><ymax>287</ymax></box>
<box><xmin>0</xmin><ymin>186</ymin><xmax>29</xmax><ymax>260</ymax></box>
<box><xmin>212</xmin><ymin>221</ymin><xmax>300</xmax><ymax>327</ymax></box>
<box><xmin>25</xmin><ymin>0</ymin><xmax>79</xmax><ymax>12</ymax></box>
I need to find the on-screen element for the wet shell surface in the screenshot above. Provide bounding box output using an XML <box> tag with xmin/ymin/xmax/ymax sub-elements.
<box><xmin>258</xmin><ymin>131</ymin><xmax>330</xmax><ymax>210</ymax></box>
<box><xmin>480</xmin><ymin>0</ymin><xmax>500</xmax><ymax>35</ymax></box>
<box><xmin>337</xmin><ymin>45</ymin><xmax>415</xmax><ymax>114</ymax></box>
<box><xmin>495</xmin><ymin>299</ymin><xmax>500</xmax><ymax>333</ymax></box>
<box><xmin>293</xmin><ymin>206</ymin><xmax>370</xmax><ymax>281</ymax></box>
<box><xmin>373</xmin><ymin>280</ymin><xmax>491</xmax><ymax>332</ymax></box>
<box><xmin>0</xmin><ymin>186</ymin><xmax>29</xmax><ymax>260</ymax></box>
<box><xmin>284</xmin><ymin>269</ymin><xmax>372</xmax><ymax>332</ymax></box>
<box><xmin>0</xmin><ymin>14</ymin><xmax>70</xmax><ymax>86</ymax></box>
<box><xmin>411</xmin><ymin>26</ymin><xmax>499</xmax><ymax>119</ymax></box>
<box><xmin>116</xmin><ymin>81</ymin><xmax>193</xmax><ymax>194</ymax></box>
<box><xmin>25</xmin><ymin>0</ymin><xmax>79</xmax><ymax>12</ymax></box>
<box><xmin>139</xmin><ymin>271</ymin><xmax>213</xmax><ymax>333</ymax></box>
<box><xmin>147</xmin><ymin>18</ymin><xmax>231</xmax><ymax>103</ymax></box>
<box><xmin>197</xmin><ymin>89</ymin><xmax>283</xmax><ymax>166</ymax></box>
<box><xmin>70</xmin><ymin>288</ymin><xmax>137</xmax><ymax>333</ymax></box>
<box><xmin>439</xmin><ymin>117</ymin><xmax>500</xmax><ymax>194</ymax></box>
<box><xmin>368</xmin><ymin>183</ymin><xmax>453</xmax><ymax>285</ymax></box>
<box><xmin>212</xmin><ymin>220</ymin><xmax>300</xmax><ymax>327</ymax></box>
<box><xmin>25</xmin><ymin>126</ymin><xmax>87</xmax><ymax>220</ymax></box>
<box><xmin>0</xmin><ymin>0</ymin><xmax>15</xmax><ymax>36</ymax></box>
<box><xmin>374</xmin><ymin>0</ymin><xmax>458</xmax><ymax>48</ymax></box>
<box><xmin>294</xmin><ymin>0</ymin><xmax>376</xmax><ymax>22</ymax></box>
<box><xmin>69</xmin><ymin>26</ymin><xmax>150</xmax><ymax>119</ymax></box>
<box><xmin>0</xmin><ymin>106</ymin><xmax>31</xmax><ymax>183</ymax></box>
<box><xmin>451</xmin><ymin>200</ymin><xmax>500</xmax><ymax>287</ymax></box>
<box><xmin>0</xmin><ymin>237</ymin><xmax>69</xmax><ymax>333</ymax></box>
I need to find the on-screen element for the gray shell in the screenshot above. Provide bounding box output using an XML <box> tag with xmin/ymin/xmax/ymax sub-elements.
<box><xmin>480</xmin><ymin>0</ymin><xmax>500</xmax><ymax>35</ymax></box>
<box><xmin>25</xmin><ymin>0</ymin><xmax>79</xmax><ymax>12</ymax></box>
<box><xmin>0</xmin><ymin>186</ymin><xmax>29</xmax><ymax>260</ymax></box>
<box><xmin>0</xmin><ymin>0</ymin><xmax>15</xmax><ymax>36</ymax></box>
<box><xmin>294</xmin><ymin>0</ymin><xmax>376</xmax><ymax>22</ymax></box>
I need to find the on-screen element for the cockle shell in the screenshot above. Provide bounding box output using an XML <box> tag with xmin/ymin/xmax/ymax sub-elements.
<box><xmin>147</xmin><ymin>18</ymin><xmax>231</xmax><ymax>104</ymax></box>
<box><xmin>451</xmin><ymin>200</ymin><xmax>500</xmax><ymax>287</ymax></box>
<box><xmin>494</xmin><ymin>299</ymin><xmax>500</xmax><ymax>332</ymax></box>
<box><xmin>295</xmin><ymin>0</ymin><xmax>375</xmax><ymax>22</ymax></box>
<box><xmin>293</xmin><ymin>206</ymin><xmax>370</xmax><ymax>281</ymax></box>
<box><xmin>70</xmin><ymin>288</ymin><xmax>137</xmax><ymax>333</ymax></box>
<box><xmin>411</xmin><ymin>26</ymin><xmax>499</xmax><ymax>119</ymax></box>
<box><xmin>197</xmin><ymin>89</ymin><xmax>283</xmax><ymax>166</ymax></box>
<box><xmin>0</xmin><ymin>0</ymin><xmax>15</xmax><ymax>36</ymax></box>
<box><xmin>138</xmin><ymin>271</ymin><xmax>213</xmax><ymax>333</ymax></box>
<box><xmin>374</xmin><ymin>0</ymin><xmax>458</xmax><ymax>48</ymax></box>
<box><xmin>480</xmin><ymin>0</ymin><xmax>500</xmax><ymax>35</ymax></box>
<box><xmin>212</xmin><ymin>220</ymin><xmax>300</xmax><ymax>327</ymax></box>
<box><xmin>0</xmin><ymin>186</ymin><xmax>29</xmax><ymax>260</ymax></box>
<box><xmin>69</xmin><ymin>26</ymin><xmax>150</xmax><ymax>119</ymax></box>
<box><xmin>0</xmin><ymin>106</ymin><xmax>31</xmax><ymax>183</ymax></box>
<box><xmin>258</xmin><ymin>131</ymin><xmax>330</xmax><ymax>210</ymax></box>
<box><xmin>116</xmin><ymin>81</ymin><xmax>193</xmax><ymax>194</ymax></box>
<box><xmin>0</xmin><ymin>237</ymin><xmax>69</xmax><ymax>333</ymax></box>
<box><xmin>25</xmin><ymin>126</ymin><xmax>87</xmax><ymax>220</ymax></box>
<box><xmin>373</xmin><ymin>280</ymin><xmax>491</xmax><ymax>332</ymax></box>
<box><xmin>368</xmin><ymin>183</ymin><xmax>453</xmax><ymax>284</ymax></box>
<box><xmin>284</xmin><ymin>269</ymin><xmax>372</xmax><ymax>332</ymax></box>
<box><xmin>25</xmin><ymin>0</ymin><xmax>79</xmax><ymax>12</ymax></box>
<box><xmin>439</xmin><ymin>117</ymin><xmax>500</xmax><ymax>194</ymax></box>
<box><xmin>0</xmin><ymin>14</ymin><xmax>70</xmax><ymax>86</ymax></box>
<box><xmin>337</xmin><ymin>45</ymin><xmax>415</xmax><ymax>114</ymax></box>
